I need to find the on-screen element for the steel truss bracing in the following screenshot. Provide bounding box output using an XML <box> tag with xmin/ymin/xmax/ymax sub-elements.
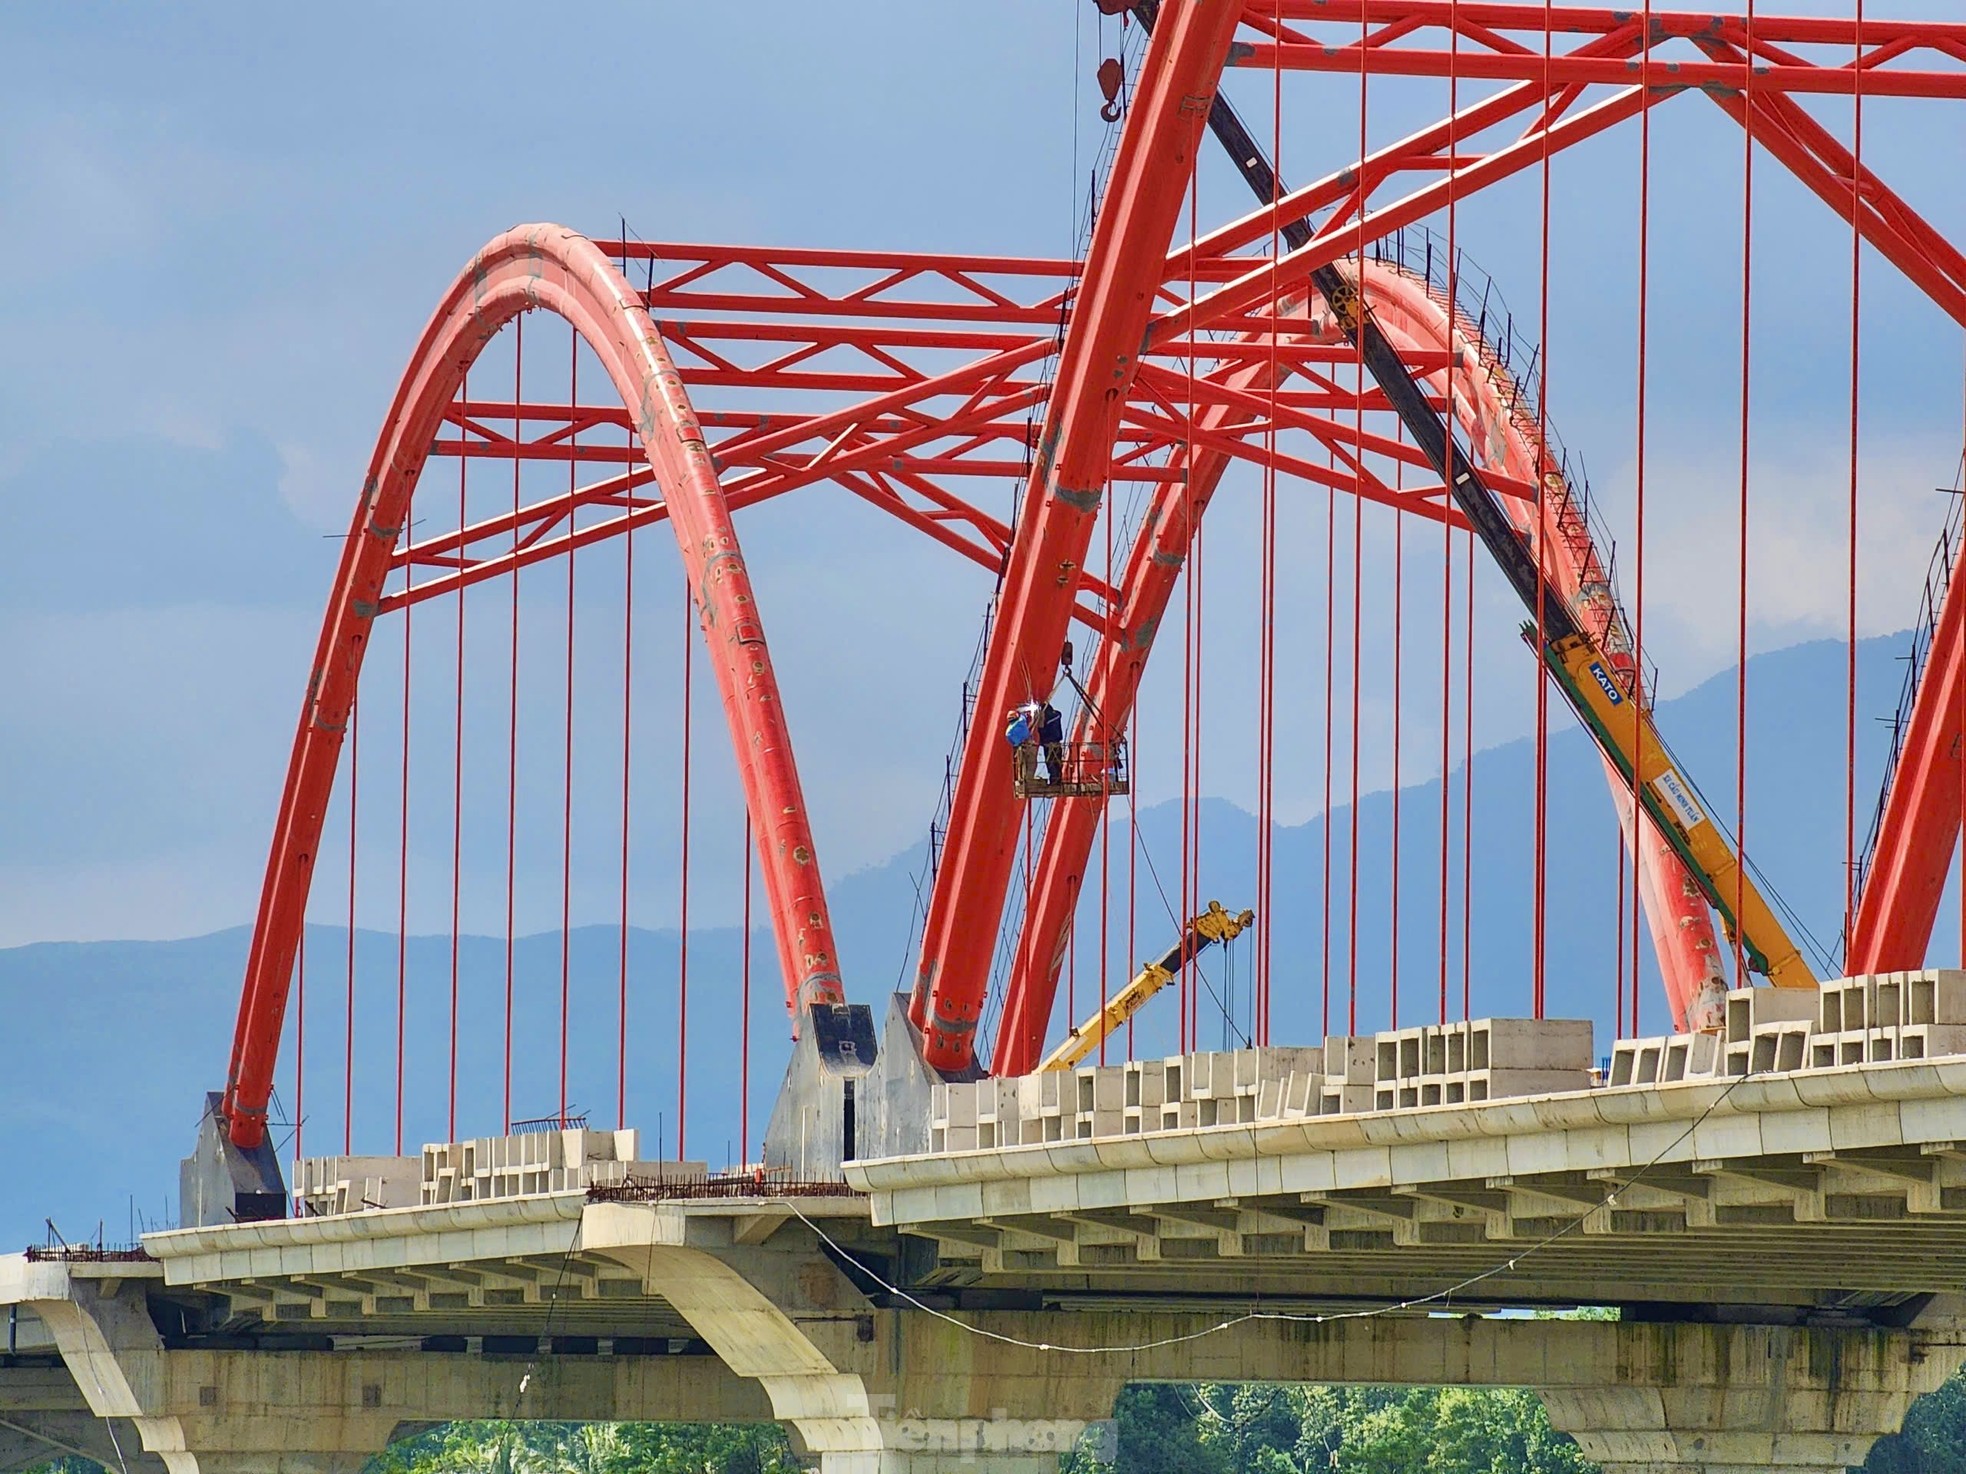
<box><xmin>915</xmin><ymin>3</ymin><xmax>1966</xmax><ymax>1074</ymax></box>
<box><xmin>224</xmin><ymin>3</ymin><xmax>1966</xmax><ymax>1149</ymax></box>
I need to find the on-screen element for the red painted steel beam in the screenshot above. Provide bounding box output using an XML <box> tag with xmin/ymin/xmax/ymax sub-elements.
<box><xmin>657</xmin><ymin>318</ymin><xmax>1049</xmax><ymax>352</ymax></box>
<box><xmin>996</xmin><ymin>245</ymin><xmax>1730</xmax><ymax>1064</ymax></box>
<box><xmin>992</xmin><ymin>325</ymin><xmax>1313</xmax><ymax>1073</ymax></box>
<box><xmin>908</xmin><ymin>0</ymin><xmax>1244</xmax><ymax>1073</ymax></box>
<box><xmin>1692</xmin><ymin>42</ymin><xmax>1966</xmax><ymax>329</ymax></box>
<box><xmin>705</xmin><ymin>341</ymin><xmax>1054</xmax><ymax>478</ymax></box>
<box><xmin>1117</xmin><ymin>397</ymin><xmax>1462</xmax><ymax>520</ymax></box>
<box><xmin>222</xmin><ymin>225</ymin><xmax>844</xmax><ymax>1149</ymax></box>
<box><xmin>1136</xmin><ymin>364</ymin><xmax>1529</xmax><ymax>500</ymax></box>
<box><xmin>1233</xmin><ymin>41</ymin><xmax>1966</xmax><ymax>101</ymax></box>
<box><xmin>1158</xmin><ymin>80</ymin><xmax>1659</xmax><ymax>344</ymax></box>
<box><xmin>1246</xmin><ymin>3</ymin><xmax>1966</xmax><ymax>57</ymax></box>
<box><xmin>400</xmin><ymin>359</ymin><xmax>1053</xmax><ymax>578</ymax></box>
<box><xmin>380</xmin><ymin>461</ymin><xmax>1134</xmax><ymax>643</ymax></box>
<box><xmin>1168</xmin><ymin>20</ymin><xmax>1647</xmax><ymax>274</ymax></box>
<box><xmin>1850</xmin><ymin>564</ymin><xmax>1966</xmax><ymax>973</ymax></box>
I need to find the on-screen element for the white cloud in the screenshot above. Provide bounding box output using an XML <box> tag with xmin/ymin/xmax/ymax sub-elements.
<box><xmin>1591</xmin><ymin>433</ymin><xmax>1959</xmax><ymax>699</ymax></box>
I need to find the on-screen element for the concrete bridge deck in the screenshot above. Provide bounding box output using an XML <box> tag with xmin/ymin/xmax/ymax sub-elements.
<box><xmin>6</xmin><ymin>1188</ymin><xmax>1965</xmax><ymax>1473</ymax></box>
<box><xmin>15</xmin><ymin>995</ymin><xmax>1966</xmax><ymax>1470</ymax></box>
<box><xmin>850</xmin><ymin>1050</ymin><xmax>1966</xmax><ymax>1319</ymax></box>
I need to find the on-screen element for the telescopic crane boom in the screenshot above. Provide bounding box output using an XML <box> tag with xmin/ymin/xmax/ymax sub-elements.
<box><xmin>1038</xmin><ymin>901</ymin><xmax>1256</xmax><ymax>1071</ymax></box>
<box><xmin>1119</xmin><ymin>0</ymin><xmax>1813</xmax><ymax>993</ymax></box>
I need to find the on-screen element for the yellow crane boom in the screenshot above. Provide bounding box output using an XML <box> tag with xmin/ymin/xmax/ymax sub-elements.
<box><xmin>1540</xmin><ymin>630</ymin><xmax>1812</xmax><ymax>989</ymax></box>
<box><xmin>1038</xmin><ymin>901</ymin><xmax>1256</xmax><ymax>1072</ymax></box>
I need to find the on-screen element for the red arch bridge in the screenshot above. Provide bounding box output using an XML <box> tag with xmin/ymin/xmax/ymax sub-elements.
<box><xmin>186</xmin><ymin>1</ymin><xmax>1966</xmax><ymax>1213</ymax></box>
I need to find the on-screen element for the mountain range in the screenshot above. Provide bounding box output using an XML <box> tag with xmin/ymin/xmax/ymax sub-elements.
<box><xmin>0</xmin><ymin>633</ymin><xmax>1920</xmax><ymax>1251</ymax></box>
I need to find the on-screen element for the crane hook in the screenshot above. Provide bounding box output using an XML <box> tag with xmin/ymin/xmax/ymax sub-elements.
<box><xmin>1097</xmin><ymin>57</ymin><xmax>1125</xmax><ymax>122</ymax></box>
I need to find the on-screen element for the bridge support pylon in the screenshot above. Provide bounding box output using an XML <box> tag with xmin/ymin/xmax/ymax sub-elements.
<box><xmin>27</xmin><ymin>1274</ymin><xmax>393</xmax><ymax>1474</ymax></box>
<box><xmin>1537</xmin><ymin>1318</ymin><xmax>1959</xmax><ymax>1474</ymax></box>
<box><xmin>796</xmin><ymin>1422</ymin><xmax>1091</xmax><ymax>1474</ymax></box>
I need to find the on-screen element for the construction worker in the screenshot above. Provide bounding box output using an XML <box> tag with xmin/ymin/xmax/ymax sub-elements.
<box><xmin>1038</xmin><ymin>701</ymin><xmax>1066</xmax><ymax>785</ymax></box>
<box><xmin>1005</xmin><ymin>704</ymin><xmax>1039</xmax><ymax>790</ymax></box>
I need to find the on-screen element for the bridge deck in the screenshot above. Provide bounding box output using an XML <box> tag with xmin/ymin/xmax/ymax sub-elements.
<box><xmin>848</xmin><ymin>1056</ymin><xmax>1966</xmax><ymax>1315</ymax></box>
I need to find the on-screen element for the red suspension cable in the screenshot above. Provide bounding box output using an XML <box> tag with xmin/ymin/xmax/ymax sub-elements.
<box><xmin>1102</xmin><ymin>465</ymin><xmax>1114</xmax><ymax>1062</ymax></box>
<box><xmin>678</xmin><ymin>583</ymin><xmax>693</xmax><ymax>1160</ymax></box>
<box><xmin>1844</xmin><ymin>0</ymin><xmax>1865</xmax><ymax>963</ymax></box>
<box><xmin>293</xmin><ymin>920</ymin><xmax>305</xmax><ymax>1194</ymax></box>
<box><xmin>503</xmin><ymin>317</ymin><xmax>522</xmax><ymax>1134</ymax></box>
<box><xmin>1735</xmin><ymin>0</ymin><xmax>1758</xmax><ymax>991</ymax></box>
<box><xmin>741</xmin><ymin>807</ymin><xmax>752</xmax><ymax>1163</ymax></box>
<box><xmin>344</xmin><ymin>698</ymin><xmax>358</xmax><ymax>1155</ymax></box>
<box><xmin>449</xmin><ymin>370</ymin><xmax>466</xmax><ymax>1141</ymax></box>
<box><xmin>1179</xmin><ymin>161</ymin><xmax>1195</xmax><ymax>1053</ymax></box>
<box><xmin>618</xmin><ymin>372</ymin><xmax>634</xmax><ymax>1130</ymax></box>
<box><xmin>1633</xmin><ymin>1</ymin><xmax>1653</xmax><ymax>1032</ymax></box>
<box><xmin>1438</xmin><ymin>487</ymin><xmax>1453</xmax><ymax>1027</ymax></box>
<box><xmin>1441</xmin><ymin>0</ymin><xmax>1461</xmax><ymax>1029</ymax></box>
<box><xmin>1192</xmin><ymin>521</ymin><xmax>1205</xmax><ymax>1044</ymax></box>
<box><xmin>560</xmin><ymin>332</ymin><xmax>578</xmax><ymax>1121</ymax></box>
<box><xmin>1532</xmin><ymin>0</ymin><xmax>1555</xmax><ymax>1020</ymax></box>
<box><xmin>1257</xmin><ymin>0</ymin><xmax>1284</xmax><ymax>1046</ymax></box>
<box><xmin>1349</xmin><ymin>0</ymin><xmax>1369</xmax><ymax>1041</ymax></box>
<box><xmin>1461</xmin><ymin>527</ymin><xmax>1475</xmax><ymax>1022</ymax></box>
<box><xmin>1348</xmin><ymin>455</ymin><xmax>1363</xmax><ymax>1035</ymax></box>
<box><xmin>1324</xmin><ymin>466</ymin><xmax>1337</xmax><ymax>1039</ymax></box>
<box><xmin>1391</xmin><ymin>444</ymin><xmax>1405</xmax><ymax>1029</ymax></box>
<box><xmin>1181</xmin><ymin>512</ymin><xmax>1196</xmax><ymax>1048</ymax></box>
<box><xmin>395</xmin><ymin>537</ymin><xmax>411</xmax><ymax>1156</ymax></box>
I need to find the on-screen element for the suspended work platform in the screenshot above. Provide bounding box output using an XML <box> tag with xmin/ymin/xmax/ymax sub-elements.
<box><xmin>1013</xmin><ymin>738</ymin><xmax>1129</xmax><ymax>800</ymax></box>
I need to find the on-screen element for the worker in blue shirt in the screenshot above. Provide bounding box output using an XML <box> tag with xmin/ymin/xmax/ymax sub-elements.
<box><xmin>1005</xmin><ymin>704</ymin><xmax>1039</xmax><ymax>789</ymax></box>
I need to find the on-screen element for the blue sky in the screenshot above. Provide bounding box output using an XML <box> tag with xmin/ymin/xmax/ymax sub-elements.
<box><xmin>2</xmin><ymin>1</ymin><xmax>1963</xmax><ymax>954</ymax></box>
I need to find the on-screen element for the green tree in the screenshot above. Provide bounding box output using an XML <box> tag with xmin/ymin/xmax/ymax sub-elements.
<box><xmin>1062</xmin><ymin>1384</ymin><xmax>1229</xmax><ymax>1474</ymax></box>
<box><xmin>606</xmin><ymin>1422</ymin><xmax>801</xmax><ymax>1474</ymax></box>
<box><xmin>1194</xmin><ymin>1383</ymin><xmax>1311</xmax><ymax>1471</ymax></box>
<box><xmin>1862</xmin><ymin>1371</ymin><xmax>1966</xmax><ymax>1474</ymax></box>
<box><xmin>1069</xmin><ymin>1380</ymin><xmax>1597</xmax><ymax>1474</ymax></box>
<box><xmin>358</xmin><ymin>1421</ymin><xmax>802</xmax><ymax>1474</ymax></box>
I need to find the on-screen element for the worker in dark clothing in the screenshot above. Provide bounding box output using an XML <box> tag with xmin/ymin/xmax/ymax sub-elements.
<box><xmin>1038</xmin><ymin>701</ymin><xmax>1066</xmax><ymax>785</ymax></box>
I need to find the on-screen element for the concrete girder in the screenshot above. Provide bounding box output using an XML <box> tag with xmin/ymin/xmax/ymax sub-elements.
<box><xmin>0</xmin><ymin>1366</ymin><xmax>90</xmax><ymax>1413</ymax></box>
<box><xmin>0</xmin><ymin>1412</ymin><xmax>166</xmax><ymax>1474</ymax></box>
<box><xmin>9</xmin><ymin>1203</ymin><xmax>1966</xmax><ymax>1472</ymax></box>
<box><xmin>8</xmin><ymin>1262</ymin><xmax>775</xmax><ymax>1474</ymax></box>
<box><xmin>1539</xmin><ymin>1358</ymin><xmax>1922</xmax><ymax>1474</ymax></box>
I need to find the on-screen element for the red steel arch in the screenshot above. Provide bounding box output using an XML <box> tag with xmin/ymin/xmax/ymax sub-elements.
<box><xmin>908</xmin><ymin>0</ymin><xmax>1245</xmax><ymax>1069</ymax></box>
<box><xmin>216</xmin><ymin>7</ymin><xmax>1966</xmax><ymax>1136</ymax></box>
<box><xmin>920</xmin><ymin>2</ymin><xmax>1966</xmax><ymax>1078</ymax></box>
<box><xmin>991</xmin><ymin>254</ymin><xmax>1724</xmax><ymax>1074</ymax></box>
<box><xmin>221</xmin><ymin>224</ymin><xmax>842</xmax><ymax>1149</ymax></box>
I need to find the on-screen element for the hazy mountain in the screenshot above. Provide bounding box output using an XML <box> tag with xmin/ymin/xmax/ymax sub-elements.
<box><xmin>0</xmin><ymin>633</ymin><xmax>1919</xmax><ymax>1250</ymax></box>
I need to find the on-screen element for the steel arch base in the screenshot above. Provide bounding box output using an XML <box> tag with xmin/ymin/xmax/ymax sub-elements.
<box><xmin>220</xmin><ymin>224</ymin><xmax>842</xmax><ymax>1150</ymax></box>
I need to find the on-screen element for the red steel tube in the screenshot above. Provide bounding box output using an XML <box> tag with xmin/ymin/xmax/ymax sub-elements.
<box><xmin>223</xmin><ymin>226</ymin><xmax>843</xmax><ymax>1148</ymax></box>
